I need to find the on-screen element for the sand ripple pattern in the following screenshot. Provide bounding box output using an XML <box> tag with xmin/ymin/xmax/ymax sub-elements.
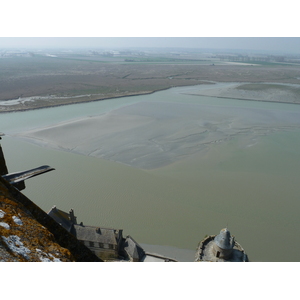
<box><xmin>16</xmin><ymin>98</ymin><xmax>300</xmax><ymax>170</ymax></box>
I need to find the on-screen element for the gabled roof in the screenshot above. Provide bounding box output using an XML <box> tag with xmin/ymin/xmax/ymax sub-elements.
<box><xmin>47</xmin><ymin>206</ymin><xmax>73</xmax><ymax>232</ymax></box>
<box><xmin>48</xmin><ymin>207</ymin><xmax>122</xmax><ymax>245</ymax></box>
<box><xmin>72</xmin><ymin>224</ymin><xmax>119</xmax><ymax>245</ymax></box>
<box><xmin>123</xmin><ymin>235</ymin><xmax>145</xmax><ymax>261</ymax></box>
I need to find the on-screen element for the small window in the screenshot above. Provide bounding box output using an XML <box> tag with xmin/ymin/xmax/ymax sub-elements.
<box><xmin>109</xmin><ymin>244</ymin><xmax>114</xmax><ymax>250</ymax></box>
<box><xmin>99</xmin><ymin>243</ymin><xmax>104</xmax><ymax>248</ymax></box>
<box><xmin>89</xmin><ymin>241</ymin><xmax>94</xmax><ymax>247</ymax></box>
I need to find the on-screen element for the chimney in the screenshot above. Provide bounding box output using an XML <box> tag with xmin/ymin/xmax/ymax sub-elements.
<box><xmin>69</xmin><ymin>209</ymin><xmax>77</xmax><ymax>224</ymax></box>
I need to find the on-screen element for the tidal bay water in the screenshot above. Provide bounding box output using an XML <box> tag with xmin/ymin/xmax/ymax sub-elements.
<box><xmin>1</xmin><ymin>83</ymin><xmax>300</xmax><ymax>261</ymax></box>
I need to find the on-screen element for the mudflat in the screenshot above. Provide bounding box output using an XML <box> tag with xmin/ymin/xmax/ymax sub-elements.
<box><xmin>16</xmin><ymin>83</ymin><xmax>300</xmax><ymax>170</ymax></box>
<box><xmin>185</xmin><ymin>82</ymin><xmax>300</xmax><ymax>104</ymax></box>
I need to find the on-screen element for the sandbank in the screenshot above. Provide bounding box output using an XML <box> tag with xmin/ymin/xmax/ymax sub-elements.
<box><xmin>184</xmin><ymin>82</ymin><xmax>300</xmax><ymax>104</ymax></box>
<box><xmin>16</xmin><ymin>83</ymin><xmax>300</xmax><ymax>170</ymax></box>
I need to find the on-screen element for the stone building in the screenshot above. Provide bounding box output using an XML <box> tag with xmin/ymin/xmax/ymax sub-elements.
<box><xmin>48</xmin><ymin>206</ymin><xmax>123</xmax><ymax>261</ymax></box>
<box><xmin>73</xmin><ymin>225</ymin><xmax>123</xmax><ymax>261</ymax></box>
<box><xmin>213</xmin><ymin>228</ymin><xmax>236</xmax><ymax>259</ymax></box>
<box><xmin>121</xmin><ymin>235</ymin><xmax>146</xmax><ymax>262</ymax></box>
<box><xmin>48</xmin><ymin>206</ymin><xmax>178</xmax><ymax>262</ymax></box>
<box><xmin>195</xmin><ymin>228</ymin><xmax>248</xmax><ymax>262</ymax></box>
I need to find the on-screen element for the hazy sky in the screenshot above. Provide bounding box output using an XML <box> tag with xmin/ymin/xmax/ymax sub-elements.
<box><xmin>0</xmin><ymin>37</ymin><xmax>300</xmax><ymax>54</ymax></box>
<box><xmin>1</xmin><ymin>1</ymin><xmax>299</xmax><ymax>54</ymax></box>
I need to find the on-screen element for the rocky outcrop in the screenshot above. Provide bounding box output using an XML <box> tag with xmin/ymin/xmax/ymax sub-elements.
<box><xmin>0</xmin><ymin>176</ymin><xmax>102</xmax><ymax>262</ymax></box>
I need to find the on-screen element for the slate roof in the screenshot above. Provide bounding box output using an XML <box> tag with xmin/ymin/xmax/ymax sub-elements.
<box><xmin>47</xmin><ymin>206</ymin><xmax>73</xmax><ymax>232</ymax></box>
<box><xmin>72</xmin><ymin>224</ymin><xmax>119</xmax><ymax>245</ymax></box>
<box><xmin>123</xmin><ymin>235</ymin><xmax>145</xmax><ymax>261</ymax></box>
<box><xmin>214</xmin><ymin>228</ymin><xmax>235</xmax><ymax>250</ymax></box>
<box><xmin>48</xmin><ymin>206</ymin><xmax>121</xmax><ymax>246</ymax></box>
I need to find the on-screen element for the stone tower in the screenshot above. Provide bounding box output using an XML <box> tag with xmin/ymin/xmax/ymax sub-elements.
<box><xmin>212</xmin><ymin>228</ymin><xmax>235</xmax><ymax>259</ymax></box>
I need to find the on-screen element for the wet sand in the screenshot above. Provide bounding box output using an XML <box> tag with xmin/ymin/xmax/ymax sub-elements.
<box><xmin>16</xmin><ymin>83</ymin><xmax>300</xmax><ymax>170</ymax></box>
<box><xmin>185</xmin><ymin>82</ymin><xmax>300</xmax><ymax>104</ymax></box>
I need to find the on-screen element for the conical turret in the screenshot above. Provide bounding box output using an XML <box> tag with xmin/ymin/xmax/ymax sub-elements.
<box><xmin>214</xmin><ymin>228</ymin><xmax>235</xmax><ymax>250</ymax></box>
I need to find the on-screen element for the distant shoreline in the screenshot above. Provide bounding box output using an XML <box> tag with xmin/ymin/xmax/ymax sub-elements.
<box><xmin>0</xmin><ymin>88</ymin><xmax>167</xmax><ymax>114</ymax></box>
<box><xmin>182</xmin><ymin>81</ymin><xmax>300</xmax><ymax>105</ymax></box>
<box><xmin>2</xmin><ymin>80</ymin><xmax>300</xmax><ymax>113</ymax></box>
<box><xmin>184</xmin><ymin>93</ymin><xmax>300</xmax><ymax>105</ymax></box>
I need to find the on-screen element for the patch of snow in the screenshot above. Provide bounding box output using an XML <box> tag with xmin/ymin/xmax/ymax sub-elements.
<box><xmin>2</xmin><ymin>235</ymin><xmax>31</xmax><ymax>259</ymax></box>
<box><xmin>12</xmin><ymin>215</ymin><xmax>23</xmax><ymax>226</ymax></box>
<box><xmin>0</xmin><ymin>222</ymin><xmax>10</xmax><ymax>230</ymax></box>
<box><xmin>0</xmin><ymin>210</ymin><xmax>5</xmax><ymax>218</ymax></box>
